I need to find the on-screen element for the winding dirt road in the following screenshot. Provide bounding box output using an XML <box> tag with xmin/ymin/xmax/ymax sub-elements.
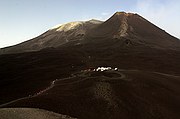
<box><xmin>0</xmin><ymin>76</ymin><xmax>75</xmax><ymax>108</ymax></box>
<box><xmin>0</xmin><ymin>69</ymin><xmax>179</xmax><ymax>108</ymax></box>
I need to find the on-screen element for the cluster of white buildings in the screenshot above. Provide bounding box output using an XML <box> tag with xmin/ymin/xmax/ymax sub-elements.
<box><xmin>81</xmin><ymin>67</ymin><xmax>118</xmax><ymax>72</ymax></box>
<box><xmin>93</xmin><ymin>67</ymin><xmax>118</xmax><ymax>72</ymax></box>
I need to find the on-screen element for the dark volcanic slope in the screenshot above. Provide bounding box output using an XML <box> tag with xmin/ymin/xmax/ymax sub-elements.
<box><xmin>3</xmin><ymin>70</ymin><xmax>180</xmax><ymax>119</ymax></box>
<box><xmin>0</xmin><ymin>12</ymin><xmax>180</xmax><ymax>119</ymax></box>
<box><xmin>0</xmin><ymin>108</ymin><xmax>76</xmax><ymax>119</ymax></box>
<box><xmin>0</xmin><ymin>45</ymin><xmax>180</xmax><ymax>119</ymax></box>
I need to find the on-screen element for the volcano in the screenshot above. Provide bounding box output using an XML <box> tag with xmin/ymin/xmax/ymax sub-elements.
<box><xmin>0</xmin><ymin>12</ymin><xmax>180</xmax><ymax>119</ymax></box>
<box><xmin>1</xmin><ymin>12</ymin><xmax>180</xmax><ymax>54</ymax></box>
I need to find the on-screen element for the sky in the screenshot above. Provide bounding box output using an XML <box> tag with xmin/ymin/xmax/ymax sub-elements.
<box><xmin>0</xmin><ymin>0</ymin><xmax>179</xmax><ymax>48</ymax></box>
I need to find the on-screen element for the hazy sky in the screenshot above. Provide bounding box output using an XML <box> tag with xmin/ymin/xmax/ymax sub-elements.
<box><xmin>0</xmin><ymin>0</ymin><xmax>179</xmax><ymax>48</ymax></box>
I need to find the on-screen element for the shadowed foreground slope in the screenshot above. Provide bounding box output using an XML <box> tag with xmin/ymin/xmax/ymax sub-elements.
<box><xmin>3</xmin><ymin>70</ymin><xmax>180</xmax><ymax>119</ymax></box>
<box><xmin>0</xmin><ymin>108</ymin><xmax>76</xmax><ymax>119</ymax></box>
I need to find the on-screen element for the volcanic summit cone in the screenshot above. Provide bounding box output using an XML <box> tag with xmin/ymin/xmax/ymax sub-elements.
<box><xmin>86</xmin><ymin>12</ymin><xmax>180</xmax><ymax>50</ymax></box>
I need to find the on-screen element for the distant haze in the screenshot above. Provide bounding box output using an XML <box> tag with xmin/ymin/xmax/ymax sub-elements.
<box><xmin>0</xmin><ymin>0</ymin><xmax>179</xmax><ymax>48</ymax></box>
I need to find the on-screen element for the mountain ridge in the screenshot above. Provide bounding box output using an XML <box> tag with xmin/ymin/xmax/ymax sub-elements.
<box><xmin>0</xmin><ymin>12</ymin><xmax>180</xmax><ymax>55</ymax></box>
<box><xmin>0</xmin><ymin>19</ymin><xmax>102</xmax><ymax>54</ymax></box>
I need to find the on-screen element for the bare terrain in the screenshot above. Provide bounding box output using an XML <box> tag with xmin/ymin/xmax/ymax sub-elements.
<box><xmin>0</xmin><ymin>108</ymin><xmax>76</xmax><ymax>119</ymax></box>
